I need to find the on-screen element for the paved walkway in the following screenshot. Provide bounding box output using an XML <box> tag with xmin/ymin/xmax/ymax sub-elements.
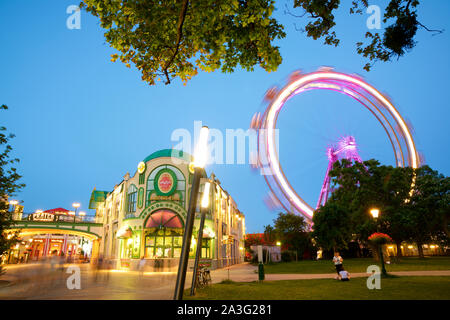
<box><xmin>209</xmin><ymin>263</ymin><xmax>450</xmax><ymax>283</ymax></box>
<box><xmin>1</xmin><ymin>262</ymin><xmax>449</xmax><ymax>299</ymax></box>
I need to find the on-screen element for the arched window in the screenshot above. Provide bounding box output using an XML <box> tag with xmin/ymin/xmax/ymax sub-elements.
<box><xmin>127</xmin><ymin>184</ymin><xmax>137</xmax><ymax>213</ymax></box>
<box><xmin>144</xmin><ymin>210</ymin><xmax>183</xmax><ymax>258</ymax></box>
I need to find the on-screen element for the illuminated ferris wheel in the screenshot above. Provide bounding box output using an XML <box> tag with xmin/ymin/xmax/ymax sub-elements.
<box><xmin>251</xmin><ymin>68</ymin><xmax>420</xmax><ymax>223</ymax></box>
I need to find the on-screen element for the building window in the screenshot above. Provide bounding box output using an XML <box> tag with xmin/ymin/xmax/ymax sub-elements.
<box><xmin>114</xmin><ymin>199</ymin><xmax>120</xmax><ymax>220</ymax></box>
<box><xmin>111</xmin><ymin>231</ymin><xmax>116</xmax><ymax>257</ymax></box>
<box><xmin>144</xmin><ymin>228</ymin><xmax>183</xmax><ymax>258</ymax></box>
<box><xmin>201</xmin><ymin>239</ymin><xmax>211</xmax><ymax>259</ymax></box>
<box><xmin>127</xmin><ymin>185</ymin><xmax>137</xmax><ymax>213</ymax></box>
<box><xmin>144</xmin><ymin>210</ymin><xmax>184</xmax><ymax>258</ymax></box>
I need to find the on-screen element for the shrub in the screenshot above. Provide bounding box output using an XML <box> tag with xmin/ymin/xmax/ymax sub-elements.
<box><xmin>281</xmin><ymin>251</ymin><xmax>293</xmax><ymax>262</ymax></box>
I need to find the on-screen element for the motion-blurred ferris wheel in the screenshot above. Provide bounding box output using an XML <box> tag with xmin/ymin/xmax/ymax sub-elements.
<box><xmin>251</xmin><ymin>68</ymin><xmax>420</xmax><ymax>223</ymax></box>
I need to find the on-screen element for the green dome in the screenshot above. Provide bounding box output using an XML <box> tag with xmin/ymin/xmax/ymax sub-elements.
<box><xmin>143</xmin><ymin>149</ymin><xmax>193</xmax><ymax>163</ymax></box>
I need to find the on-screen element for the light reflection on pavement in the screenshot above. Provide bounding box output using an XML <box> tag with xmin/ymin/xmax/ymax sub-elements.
<box><xmin>0</xmin><ymin>264</ymin><xmax>257</xmax><ymax>300</ymax></box>
<box><xmin>0</xmin><ymin>263</ymin><xmax>257</xmax><ymax>300</ymax></box>
<box><xmin>0</xmin><ymin>264</ymin><xmax>179</xmax><ymax>300</ymax></box>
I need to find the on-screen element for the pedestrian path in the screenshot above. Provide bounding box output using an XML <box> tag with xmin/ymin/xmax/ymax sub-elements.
<box><xmin>210</xmin><ymin>263</ymin><xmax>450</xmax><ymax>283</ymax></box>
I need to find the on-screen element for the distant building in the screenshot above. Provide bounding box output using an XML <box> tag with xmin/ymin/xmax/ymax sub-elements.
<box><xmin>3</xmin><ymin>208</ymin><xmax>90</xmax><ymax>264</ymax></box>
<box><xmin>245</xmin><ymin>233</ymin><xmax>281</xmax><ymax>263</ymax></box>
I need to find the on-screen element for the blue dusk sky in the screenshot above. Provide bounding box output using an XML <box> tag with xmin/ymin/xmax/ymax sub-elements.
<box><xmin>1</xmin><ymin>1</ymin><xmax>449</xmax><ymax>233</ymax></box>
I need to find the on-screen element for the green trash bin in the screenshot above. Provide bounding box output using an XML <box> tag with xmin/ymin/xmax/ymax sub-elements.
<box><xmin>258</xmin><ymin>262</ymin><xmax>265</xmax><ymax>281</ymax></box>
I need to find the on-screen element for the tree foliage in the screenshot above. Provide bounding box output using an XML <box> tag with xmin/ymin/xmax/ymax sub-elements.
<box><xmin>312</xmin><ymin>201</ymin><xmax>352</xmax><ymax>251</ymax></box>
<box><xmin>292</xmin><ymin>0</ymin><xmax>443</xmax><ymax>71</ymax></box>
<box><xmin>265</xmin><ymin>212</ymin><xmax>313</xmax><ymax>257</ymax></box>
<box><xmin>312</xmin><ymin>159</ymin><xmax>449</xmax><ymax>258</ymax></box>
<box><xmin>0</xmin><ymin>105</ymin><xmax>25</xmax><ymax>273</ymax></box>
<box><xmin>82</xmin><ymin>1</ymin><xmax>442</xmax><ymax>85</ymax></box>
<box><xmin>401</xmin><ymin>166</ymin><xmax>450</xmax><ymax>257</ymax></box>
<box><xmin>80</xmin><ymin>0</ymin><xmax>285</xmax><ymax>85</ymax></box>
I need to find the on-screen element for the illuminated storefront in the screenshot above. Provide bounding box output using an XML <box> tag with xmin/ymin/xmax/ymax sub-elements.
<box><xmin>385</xmin><ymin>243</ymin><xmax>445</xmax><ymax>257</ymax></box>
<box><xmin>2</xmin><ymin>208</ymin><xmax>99</xmax><ymax>264</ymax></box>
<box><xmin>89</xmin><ymin>149</ymin><xmax>246</xmax><ymax>271</ymax></box>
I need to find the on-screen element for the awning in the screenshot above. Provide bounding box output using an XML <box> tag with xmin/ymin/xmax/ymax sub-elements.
<box><xmin>89</xmin><ymin>190</ymin><xmax>109</xmax><ymax>209</ymax></box>
<box><xmin>117</xmin><ymin>226</ymin><xmax>133</xmax><ymax>239</ymax></box>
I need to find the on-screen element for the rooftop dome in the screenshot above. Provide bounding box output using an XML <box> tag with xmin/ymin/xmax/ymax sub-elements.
<box><xmin>143</xmin><ymin>149</ymin><xmax>192</xmax><ymax>163</ymax></box>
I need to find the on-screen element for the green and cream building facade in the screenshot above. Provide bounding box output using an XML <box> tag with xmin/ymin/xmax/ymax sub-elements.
<box><xmin>89</xmin><ymin>149</ymin><xmax>246</xmax><ymax>271</ymax></box>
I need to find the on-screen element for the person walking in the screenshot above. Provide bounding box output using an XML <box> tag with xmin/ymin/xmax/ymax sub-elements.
<box><xmin>94</xmin><ymin>255</ymin><xmax>103</xmax><ymax>282</ymax></box>
<box><xmin>332</xmin><ymin>251</ymin><xmax>344</xmax><ymax>275</ymax></box>
<box><xmin>138</xmin><ymin>257</ymin><xmax>146</xmax><ymax>285</ymax></box>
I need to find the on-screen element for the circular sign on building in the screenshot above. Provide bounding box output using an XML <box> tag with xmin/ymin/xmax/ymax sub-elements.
<box><xmin>137</xmin><ymin>161</ymin><xmax>146</xmax><ymax>174</ymax></box>
<box><xmin>154</xmin><ymin>169</ymin><xmax>177</xmax><ymax>196</ymax></box>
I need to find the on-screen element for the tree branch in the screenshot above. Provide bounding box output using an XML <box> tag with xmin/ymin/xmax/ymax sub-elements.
<box><xmin>163</xmin><ymin>0</ymin><xmax>189</xmax><ymax>84</ymax></box>
<box><xmin>417</xmin><ymin>21</ymin><xmax>444</xmax><ymax>36</ymax></box>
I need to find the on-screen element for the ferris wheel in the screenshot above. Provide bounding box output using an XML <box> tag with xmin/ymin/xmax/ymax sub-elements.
<box><xmin>251</xmin><ymin>68</ymin><xmax>420</xmax><ymax>223</ymax></box>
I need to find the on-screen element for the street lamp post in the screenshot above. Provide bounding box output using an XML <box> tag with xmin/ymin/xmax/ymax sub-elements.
<box><xmin>173</xmin><ymin>126</ymin><xmax>209</xmax><ymax>300</ymax></box>
<box><xmin>9</xmin><ymin>200</ymin><xmax>18</xmax><ymax>220</ymax></box>
<box><xmin>72</xmin><ymin>203</ymin><xmax>80</xmax><ymax>222</ymax></box>
<box><xmin>190</xmin><ymin>181</ymin><xmax>211</xmax><ymax>296</ymax></box>
<box><xmin>370</xmin><ymin>208</ymin><xmax>387</xmax><ymax>276</ymax></box>
<box><xmin>9</xmin><ymin>200</ymin><xmax>18</xmax><ymax>211</ymax></box>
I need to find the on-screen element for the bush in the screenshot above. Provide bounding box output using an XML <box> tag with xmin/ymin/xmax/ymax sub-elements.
<box><xmin>219</xmin><ymin>279</ymin><xmax>236</xmax><ymax>284</ymax></box>
<box><xmin>281</xmin><ymin>251</ymin><xmax>293</xmax><ymax>262</ymax></box>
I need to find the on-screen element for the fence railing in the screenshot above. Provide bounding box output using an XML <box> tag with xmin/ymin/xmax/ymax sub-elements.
<box><xmin>14</xmin><ymin>213</ymin><xmax>102</xmax><ymax>224</ymax></box>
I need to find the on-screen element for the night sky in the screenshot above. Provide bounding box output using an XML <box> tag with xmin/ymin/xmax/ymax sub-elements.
<box><xmin>1</xmin><ymin>1</ymin><xmax>449</xmax><ymax>233</ymax></box>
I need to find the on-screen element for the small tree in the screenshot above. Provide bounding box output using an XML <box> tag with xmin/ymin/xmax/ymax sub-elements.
<box><xmin>0</xmin><ymin>105</ymin><xmax>25</xmax><ymax>274</ymax></box>
<box><xmin>312</xmin><ymin>201</ymin><xmax>352</xmax><ymax>252</ymax></box>
<box><xmin>403</xmin><ymin>166</ymin><xmax>449</xmax><ymax>258</ymax></box>
<box><xmin>263</xmin><ymin>224</ymin><xmax>276</xmax><ymax>245</ymax></box>
<box><xmin>272</xmin><ymin>212</ymin><xmax>312</xmax><ymax>259</ymax></box>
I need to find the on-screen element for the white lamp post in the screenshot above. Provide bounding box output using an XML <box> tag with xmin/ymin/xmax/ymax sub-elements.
<box><xmin>369</xmin><ymin>208</ymin><xmax>387</xmax><ymax>275</ymax></box>
<box><xmin>72</xmin><ymin>203</ymin><xmax>81</xmax><ymax>223</ymax></box>
<box><xmin>9</xmin><ymin>200</ymin><xmax>19</xmax><ymax>220</ymax></box>
<box><xmin>190</xmin><ymin>181</ymin><xmax>211</xmax><ymax>296</ymax></box>
<box><xmin>72</xmin><ymin>202</ymin><xmax>80</xmax><ymax>214</ymax></box>
<box><xmin>174</xmin><ymin>126</ymin><xmax>209</xmax><ymax>300</ymax></box>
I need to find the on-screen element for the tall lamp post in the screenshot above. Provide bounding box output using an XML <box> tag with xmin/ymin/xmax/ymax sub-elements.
<box><xmin>190</xmin><ymin>181</ymin><xmax>211</xmax><ymax>296</ymax></box>
<box><xmin>173</xmin><ymin>126</ymin><xmax>209</xmax><ymax>300</ymax></box>
<box><xmin>9</xmin><ymin>200</ymin><xmax>18</xmax><ymax>220</ymax></box>
<box><xmin>72</xmin><ymin>202</ymin><xmax>80</xmax><ymax>216</ymax></box>
<box><xmin>9</xmin><ymin>200</ymin><xmax>18</xmax><ymax>211</ymax></box>
<box><xmin>370</xmin><ymin>208</ymin><xmax>387</xmax><ymax>276</ymax></box>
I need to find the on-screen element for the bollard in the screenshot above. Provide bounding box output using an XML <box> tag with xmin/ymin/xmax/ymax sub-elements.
<box><xmin>258</xmin><ymin>262</ymin><xmax>265</xmax><ymax>281</ymax></box>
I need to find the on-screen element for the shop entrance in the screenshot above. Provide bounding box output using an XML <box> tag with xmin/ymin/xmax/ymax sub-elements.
<box><xmin>144</xmin><ymin>209</ymin><xmax>184</xmax><ymax>259</ymax></box>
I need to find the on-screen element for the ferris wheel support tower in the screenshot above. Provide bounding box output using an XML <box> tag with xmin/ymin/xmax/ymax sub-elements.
<box><xmin>316</xmin><ymin>136</ymin><xmax>363</xmax><ymax>209</ymax></box>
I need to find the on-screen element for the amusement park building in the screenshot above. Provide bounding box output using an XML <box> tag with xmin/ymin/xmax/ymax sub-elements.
<box><xmin>89</xmin><ymin>149</ymin><xmax>246</xmax><ymax>271</ymax></box>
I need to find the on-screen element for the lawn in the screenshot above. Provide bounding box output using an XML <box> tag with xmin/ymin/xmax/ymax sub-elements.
<box><xmin>262</xmin><ymin>257</ymin><xmax>450</xmax><ymax>274</ymax></box>
<box><xmin>186</xmin><ymin>276</ymin><xmax>450</xmax><ymax>300</ymax></box>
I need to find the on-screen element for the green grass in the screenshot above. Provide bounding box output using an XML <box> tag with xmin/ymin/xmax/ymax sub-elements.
<box><xmin>186</xmin><ymin>276</ymin><xmax>450</xmax><ymax>300</ymax></box>
<box><xmin>262</xmin><ymin>257</ymin><xmax>450</xmax><ymax>274</ymax></box>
